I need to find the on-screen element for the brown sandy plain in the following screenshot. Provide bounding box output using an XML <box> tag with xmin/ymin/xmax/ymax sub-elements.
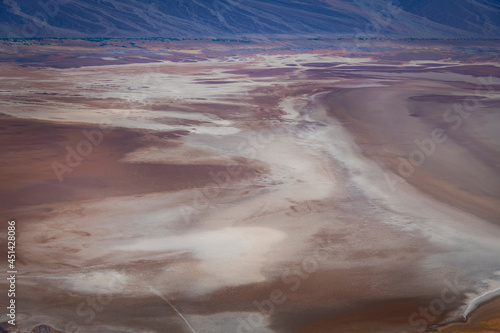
<box><xmin>0</xmin><ymin>39</ymin><xmax>500</xmax><ymax>333</ymax></box>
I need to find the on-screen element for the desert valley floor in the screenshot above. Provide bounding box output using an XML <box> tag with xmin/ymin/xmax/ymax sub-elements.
<box><xmin>1</xmin><ymin>38</ymin><xmax>500</xmax><ymax>333</ymax></box>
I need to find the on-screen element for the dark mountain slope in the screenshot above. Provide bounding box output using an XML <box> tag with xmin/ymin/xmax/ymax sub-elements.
<box><xmin>1</xmin><ymin>0</ymin><xmax>499</xmax><ymax>38</ymax></box>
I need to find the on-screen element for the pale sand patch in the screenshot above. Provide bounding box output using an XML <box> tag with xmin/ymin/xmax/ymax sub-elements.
<box><xmin>186</xmin><ymin>312</ymin><xmax>275</xmax><ymax>333</ymax></box>
<box><xmin>115</xmin><ymin>227</ymin><xmax>286</xmax><ymax>295</ymax></box>
<box><xmin>0</xmin><ymin>105</ymin><xmax>241</xmax><ymax>135</ymax></box>
<box><xmin>60</xmin><ymin>270</ymin><xmax>129</xmax><ymax>295</ymax></box>
<box><xmin>120</xmin><ymin>144</ymin><xmax>236</xmax><ymax>165</ymax></box>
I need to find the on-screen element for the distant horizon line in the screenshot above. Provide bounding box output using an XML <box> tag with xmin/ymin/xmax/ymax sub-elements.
<box><xmin>2</xmin><ymin>36</ymin><xmax>500</xmax><ymax>41</ymax></box>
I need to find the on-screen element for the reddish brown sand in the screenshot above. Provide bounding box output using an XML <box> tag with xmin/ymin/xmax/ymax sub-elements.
<box><xmin>1</xmin><ymin>40</ymin><xmax>499</xmax><ymax>333</ymax></box>
<box><xmin>0</xmin><ymin>115</ymin><xmax>262</xmax><ymax>214</ymax></box>
<box><xmin>325</xmin><ymin>84</ymin><xmax>500</xmax><ymax>225</ymax></box>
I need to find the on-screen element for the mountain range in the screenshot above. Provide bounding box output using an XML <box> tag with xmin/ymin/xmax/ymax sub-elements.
<box><xmin>1</xmin><ymin>0</ymin><xmax>499</xmax><ymax>38</ymax></box>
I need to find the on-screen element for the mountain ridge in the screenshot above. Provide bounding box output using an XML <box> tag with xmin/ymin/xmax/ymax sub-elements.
<box><xmin>1</xmin><ymin>0</ymin><xmax>499</xmax><ymax>38</ymax></box>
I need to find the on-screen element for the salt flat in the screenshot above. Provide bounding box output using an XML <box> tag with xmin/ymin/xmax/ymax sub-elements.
<box><xmin>1</xmin><ymin>39</ymin><xmax>499</xmax><ymax>333</ymax></box>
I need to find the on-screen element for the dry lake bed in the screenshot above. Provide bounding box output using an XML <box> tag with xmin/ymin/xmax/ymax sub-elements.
<box><xmin>1</xmin><ymin>38</ymin><xmax>500</xmax><ymax>333</ymax></box>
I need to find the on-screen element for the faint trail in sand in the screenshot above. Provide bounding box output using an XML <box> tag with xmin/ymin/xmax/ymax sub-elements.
<box><xmin>149</xmin><ymin>285</ymin><xmax>198</xmax><ymax>333</ymax></box>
